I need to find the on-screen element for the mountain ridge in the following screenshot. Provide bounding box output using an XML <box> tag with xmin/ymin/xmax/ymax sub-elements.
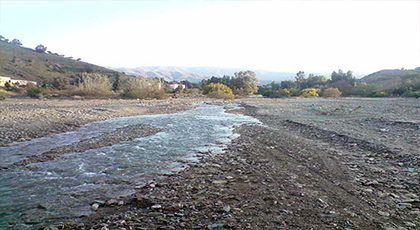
<box><xmin>112</xmin><ymin>66</ymin><xmax>298</xmax><ymax>84</ymax></box>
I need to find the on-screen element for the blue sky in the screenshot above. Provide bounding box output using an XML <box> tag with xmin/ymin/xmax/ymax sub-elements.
<box><xmin>1</xmin><ymin>0</ymin><xmax>419</xmax><ymax>74</ymax></box>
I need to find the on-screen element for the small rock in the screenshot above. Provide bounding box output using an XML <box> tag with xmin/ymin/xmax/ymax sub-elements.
<box><xmin>404</xmin><ymin>222</ymin><xmax>416</xmax><ymax>227</ymax></box>
<box><xmin>208</xmin><ymin>223</ymin><xmax>224</xmax><ymax>228</ymax></box>
<box><xmin>410</xmin><ymin>211</ymin><xmax>420</xmax><ymax>217</ymax></box>
<box><xmin>223</xmin><ymin>205</ymin><xmax>231</xmax><ymax>212</ymax></box>
<box><xmin>37</xmin><ymin>203</ymin><xmax>47</xmax><ymax>210</ymax></box>
<box><xmin>105</xmin><ymin>199</ymin><xmax>118</xmax><ymax>206</ymax></box>
<box><xmin>166</xmin><ymin>203</ymin><xmax>184</xmax><ymax>211</ymax></box>
<box><xmin>378</xmin><ymin>211</ymin><xmax>390</xmax><ymax>217</ymax></box>
<box><xmin>212</xmin><ymin>180</ymin><xmax>228</xmax><ymax>184</ymax></box>
<box><xmin>151</xmin><ymin>204</ymin><xmax>162</xmax><ymax>209</ymax></box>
<box><xmin>91</xmin><ymin>203</ymin><xmax>99</xmax><ymax>211</ymax></box>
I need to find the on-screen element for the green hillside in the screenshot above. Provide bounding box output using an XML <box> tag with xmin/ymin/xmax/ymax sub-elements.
<box><xmin>360</xmin><ymin>69</ymin><xmax>420</xmax><ymax>90</ymax></box>
<box><xmin>0</xmin><ymin>40</ymin><xmax>116</xmax><ymax>83</ymax></box>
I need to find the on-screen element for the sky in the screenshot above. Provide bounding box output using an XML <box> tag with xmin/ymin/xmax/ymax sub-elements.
<box><xmin>0</xmin><ymin>0</ymin><xmax>419</xmax><ymax>75</ymax></box>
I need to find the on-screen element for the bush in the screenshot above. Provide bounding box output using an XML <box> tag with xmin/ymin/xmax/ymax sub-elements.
<box><xmin>300</xmin><ymin>88</ymin><xmax>318</xmax><ymax>97</ymax></box>
<box><xmin>262</xmin><ymin>88</ymin><xmax>292</xmax><ymax>98</ymax></box>
<box><xmin>121</xmin><ymin>77</ymin><xmax>167</xmax><ymax>99</ymax></box>
<box><xmin>73</xmin><ymin>73</ymin><xmax>115</xmax><ymax>98</ymax></box>
<box><xmin>208</xmin><ymin>89</ymin><xmax>235</xmax><ymax>99</ymax></box>
<box><xmin>366</xmin><ymin>91</ymin><xmax>389</xmax><ymax>97</ymax></box>
<box><xmin>203</xmin><ymin>83</ymin><xmax>233</xmax><ymax>95</ymax></box>
<box><xmin>203</xmin><ymin>83</ymin><xmax>234</xmax><ymax>99</ymax></box>
<box><xmin>280</xmin><ymin>89</ymin><xmax>292</xmax><ymax>97</ymax></box>
<box><xmin>403</xmin><ymin>91</ymin><xmax>420</xmax><ymax>98</ymax></box>
<box><xmin>26</xmin><ymin>86</ymin><xmax>46</xmax><ymax>98</ymax></box>
<box><xmin>323</xmin><ymin>87</ymin><xmax>342</xmax><ymax>98</ymax></box>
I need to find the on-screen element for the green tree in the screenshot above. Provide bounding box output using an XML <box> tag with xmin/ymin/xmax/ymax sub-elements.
<box><xmin>112</xmin><ymin>72</ymin><xmax>121</xmax><ymax>92</ymax></box>
<box><xmin>330</xmin><ymin>69</ymin><xmax>355</xmax><ymax>86</ymax></box>
<box><xmin>232</xmin><ymin>70</ymin><xmax>259</xmax><ymax>95</ymax></box>
<box><xmin>12</xmin><ymin>39</ymin><xmax>22</xmax><ymax>46</ymax></box>
<box><xmin>35</xmin><ymin>44</ymin><xmax>47</xmax><ymax>53</ymax></box>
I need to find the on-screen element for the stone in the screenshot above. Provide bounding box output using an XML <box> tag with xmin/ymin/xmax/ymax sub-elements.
<box><xmin>404</xmin><ymin>222</ymin><xmax>416</xmax><ymax>227</ymax></box>
<box><xmin>105</xmin><ymin>199</ymin><xmax>118</xmax><ymax>206</ymax></box>
<box><xmin>166</xmin><ymin>203</ymin><xmax>184</xmax><ymax>211</ymax></box>
<box><xmin>212</xmin><ymin>180</ymin><xmax>228</xmax><ymax>184</ymax></box>
<box><xmin>378</xmin><ymin>211</ymin><xmax>390</xmax><ymax>217</ymax></box>
<box><xmin>134</xmin><ymin>195</ymin><xmax>154</xmax><ymax>208</ymax></box>
<box><xmin>151</xmin><ymin>204</ymin><xmax>162</xmax><ymax>209</ymax></box>
<box><xmin>37</xmin><ymin>203</ymin><xmax>47</xmax><ymax>210</ymax></box>
<box><xmin>91</xmin><ymin>203</ymin><xmax>99</xmax><ymax>211</ymax></box>
<box><xmin>223</xmin><ymin>205</ymin><xmax>231</xmax><ymax>212</ymax></box>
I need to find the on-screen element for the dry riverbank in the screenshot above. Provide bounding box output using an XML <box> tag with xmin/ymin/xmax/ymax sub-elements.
<box><xmin>0</xmin><ymin>98</ymin><xmax>200</xmax><ymax>146</ymax></box>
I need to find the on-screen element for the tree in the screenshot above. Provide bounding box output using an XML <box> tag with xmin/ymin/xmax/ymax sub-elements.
<box><xmin>330</xmin><ymin>69</ymin><xmax>356</xmax><ymax>86</ymax></box>
<box><xmin>35</xmin><ymin>44</ymin><xmax>47</xmax><ymax>53</ymax></box>
<box><xmin>295</xmin><ymin>71</ymin><xmax>306</xmax><ymax>83</ymax></box>
<box><xmin>232</xmin><ymin>70</ymin><xmax>259</xmax><ymax>95</ymax></box>
<box><xmin>112</xmin><ymin>72</ymin><xmax>121</xmax><ymax>92</ymax></box>
<box><xmin>12</xmin><ymin>39</ymin><xmax>22</xmax><ymax>46</ymax></box>
<box><xmin>281</xmin><ymin>80</ymin><xmax>297</xmax><ymax>89</ymax></box>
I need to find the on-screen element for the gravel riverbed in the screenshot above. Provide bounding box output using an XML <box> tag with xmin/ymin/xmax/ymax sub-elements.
<box><xmin>1</xmin><ymin>97</ymin><xmax>419</xmax><ymax>230</ymax></box>
<box><xmin>64</xmin><ymin>97</ymin><xmax>419</xmax><ymax>230</ymax></box>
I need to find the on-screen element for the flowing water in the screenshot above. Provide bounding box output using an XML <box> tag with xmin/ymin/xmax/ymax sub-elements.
<box><xmin>0</xmin><ymin>103</ymin><xmax>259</xmax><ymax>229</ymax></box>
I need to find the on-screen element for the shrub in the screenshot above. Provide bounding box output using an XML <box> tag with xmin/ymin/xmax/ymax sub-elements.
<box><xmin>323</xmin><ymin>87</ymin><xmax>342</xmax><ymax>98</ymax></box>
<box><xmin>208</xmin><ymin>89</ymin><xmax>235</xmax><ymax>99</ymax></box>
<box><xmin>121</xmin><ymin>77</ymin><xmax>167</xmax><ymax>99</ymax></box>
<box><xmin>203</xmin><ymin>83</ymin><xmax>234</xmax><ymax>99</ymax></box>
<box><xmin>300</xmin><ymin>88</ymin><xmax>318</xmax><ymax>97</ymax></box>
<box><xmin>403</xmin><ymin>91</ymin><xmax>420</xmax><ymax>98</ymax></box>
<box><xmin>280</xmin><ymin>89</ymin><xmax>292</xmax><ymax>97</ymax></box>
<box><xmin>26</xmin><ymin>86</ymin><xmax>46</xmax><ymax>98</ymax></box>
<box><xmin>366</xmin><ymin>91</ymin><xmax>389</xmax><ymax>97</ymax></box>
<box><xmin>203</xmin><ymin>83</ymin><xmax>233</xmax><ymax>95</ymax></box>
<box><xmin>73</xmin><ymin>73</ymin><xmax>115</xmax><ymax>98</ymax></box>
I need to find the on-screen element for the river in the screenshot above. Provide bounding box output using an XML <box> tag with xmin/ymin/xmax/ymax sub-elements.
<box><xmin>0</xmin><ymin>103</ymin><xmax>259</xmax><ymax>229</ymax></box>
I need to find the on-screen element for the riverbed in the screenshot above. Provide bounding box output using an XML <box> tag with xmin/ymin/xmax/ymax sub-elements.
<box><xmin>0</xmin><ymin>103</ymin><xmax>259</xmax><ymax>229</ymax></box>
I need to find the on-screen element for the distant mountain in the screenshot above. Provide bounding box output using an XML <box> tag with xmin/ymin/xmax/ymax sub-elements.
<box><xmin>0</xmin><ymin>40</ymin><xmax>115</xmax><ymax>83</ymax></box>
<box><xmin>113</xmin><ymin>66</ymin><xmax>297</xmax><ymax>84</ymax></box>
<box><xmin>360</xmin><ymin>69</ymin><xmax>420</xmax><ymax>90</ymax></box>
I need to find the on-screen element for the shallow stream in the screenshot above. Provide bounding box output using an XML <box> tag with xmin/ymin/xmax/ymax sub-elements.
<box><xmin>0</xmin><ymin>103</ymin><xmax>259</xmax><ymax>229</ymax></box>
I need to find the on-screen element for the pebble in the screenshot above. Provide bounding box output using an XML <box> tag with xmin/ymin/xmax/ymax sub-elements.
<box><xmin>92</xmin><ymin>203</ymin><xmax>99</xmax><ymax>211</ymax></box>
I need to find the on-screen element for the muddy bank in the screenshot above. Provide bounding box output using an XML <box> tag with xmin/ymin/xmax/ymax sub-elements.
<box><xmin>0</xmin><ymin>98</ymin><xmax>201</xmax><ymax>145</ymax></box>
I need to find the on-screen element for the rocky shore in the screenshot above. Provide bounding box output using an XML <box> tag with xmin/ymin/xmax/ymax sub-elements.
<box><xmin>63</xmin><ymin>98</ymin><xmax>419</xmax><ymax>230</ymax></box>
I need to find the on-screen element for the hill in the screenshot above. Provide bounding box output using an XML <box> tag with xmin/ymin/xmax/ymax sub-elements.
<box><xmin>360</xmin><ymin>69</ymin><xmax>420</xmax><ymax>90</ymax></box>
<box><xmin>0</xmin><ymin>41</ymin><xmax>115</xmax><ymax>83</ymax></box>
<box><xmin>113</xmin><ymin>66</ymin><xmax>297</xmax><ymax>84</ymax></box>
